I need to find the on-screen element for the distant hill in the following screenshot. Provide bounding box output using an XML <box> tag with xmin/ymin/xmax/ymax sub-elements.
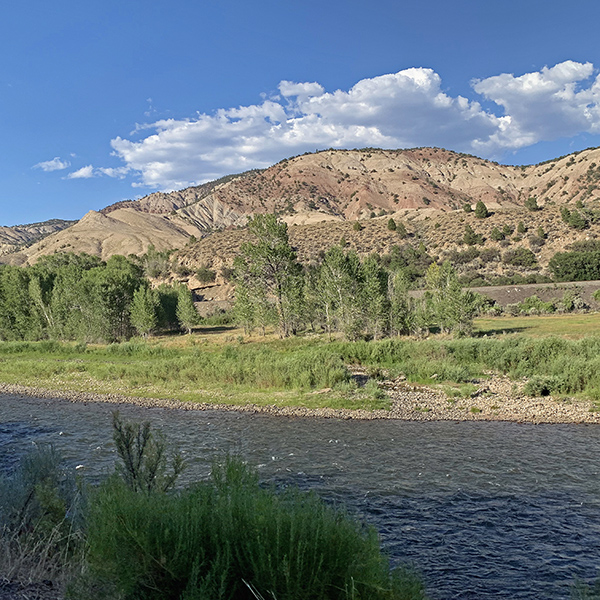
<box><xmin>0</xmin><ymin>218</ymin><xmax>76</xmax><ymax>258</ymax></box>
<box><xmin>3</xmin><ymin>146</ymin><xmax>600</xmax><ymax>266</ymax></box>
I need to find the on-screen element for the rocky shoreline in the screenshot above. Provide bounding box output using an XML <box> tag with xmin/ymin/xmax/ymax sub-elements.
<box><xmin>1</xmin><ymin>375</ymin><xmax>599</xmax><ymax>424</ymax></box>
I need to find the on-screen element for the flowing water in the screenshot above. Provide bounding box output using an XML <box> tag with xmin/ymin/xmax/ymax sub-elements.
<box><xmin>1</xmin><ymin>393</ymin><xmax>600</xmax><ymax>599</ymax></box>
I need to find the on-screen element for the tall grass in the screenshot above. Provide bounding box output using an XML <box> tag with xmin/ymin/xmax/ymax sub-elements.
<box><xmin>331</xmin><ymin>336</ymin><xmax>600</xmax><ymax>397</ymax></box>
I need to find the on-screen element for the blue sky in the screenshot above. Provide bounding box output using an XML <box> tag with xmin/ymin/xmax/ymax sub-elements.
<box><xmin>2</xmin><ymin>0</ymin><xmax>600</xmax><ymax>226</ymax></box>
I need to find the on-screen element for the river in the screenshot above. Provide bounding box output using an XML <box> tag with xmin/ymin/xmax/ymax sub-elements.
<box><xmin>1</xmin><ymin>393</ymin><xmax>600</xmax><ymax>599</ymax></box>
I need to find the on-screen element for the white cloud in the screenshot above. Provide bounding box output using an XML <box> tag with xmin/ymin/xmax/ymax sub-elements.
<box><xmin>472</xmin><ymin>61</ymin><xmax>600</xmax><ymax>151</ymax></box>
<box><xmin>33</xmin><ymin>157</ymin><xmax>70</xmax><ymax>171</ymax></box>
<box><xmin>278</xmin><ymin>80</ymin><xmax>325</xmax><ymax>100</ymax></box>
<box><xmin>67</xmin><ymin>165</ymin><xmax>95</xmax><ymax>179</ymax></box>
<box><xmin>65</xmin><ymin>165</ymin><xmax>131</xmax><ymax>180</ymax></box>
<box><xmin>97</xmin><ymin>166</ymin><xmax>130</xmax><ymax>179</ymax></box>
<box><xmin>105</xmin><ymin>61</ymin><xmax>600</xmax><ymax>191</ymax></box>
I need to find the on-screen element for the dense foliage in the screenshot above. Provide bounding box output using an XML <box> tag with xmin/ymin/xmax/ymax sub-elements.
<box><xmin>0</xmin><ymin>253</ymin><xmax>196</xmax><ymax>342</ymax></box>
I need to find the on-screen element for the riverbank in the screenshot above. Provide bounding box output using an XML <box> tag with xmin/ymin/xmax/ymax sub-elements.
<box><xmin>2</xmin><ymin>375</ymin><xmax>599</xmax><ymax>424</ymax></box>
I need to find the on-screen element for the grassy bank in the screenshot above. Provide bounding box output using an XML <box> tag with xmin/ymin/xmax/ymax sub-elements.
<box><xmin>0</xmin><ymin>338</ymin><xmax>388</xmax><ymax>411</ymax></box>
<box><xmin>2</xmin><ymin>316</ymin><xmax>600</xmax><ymax>408</ymax></box>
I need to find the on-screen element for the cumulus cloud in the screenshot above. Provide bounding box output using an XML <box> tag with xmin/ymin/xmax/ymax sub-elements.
<box><xmin>33</xmin><ymin>157</ymin><xmax>70</xmax><ymax>171</ymax></box>
<box><xmin>105</xmin><ymin>61</ymin><xmax>600</xmax><ymax>191</ymax></box>
<box><xmin>66</xmin><ymin>165</ymin><xmax>95</xmax><ymax>179</ymax></box>
<box><xmin>472</xmin><ymin>60</ymin><xmax>600</xmax><ymax>151</ymax></box>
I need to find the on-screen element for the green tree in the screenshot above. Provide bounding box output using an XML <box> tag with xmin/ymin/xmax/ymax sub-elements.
<box><xmin>361</xmin><ymin>254</ymin><xmax>389</xmax><ymax>340</ymax></box>
<box><xmin>490</xmin><ymin>227</ymin><xmax>504</xmax><ymax>241</ymax></box>
<box><xmin>395</xmin><ymin>221</ymin><xmax>408</xmax><ymax>238</ymax></box>
<box><xmin>463</xmin><ymin>224</ymin><xmax>483</xmax><ymax>246</ymax></box>
<box><xmin>517</xmin><ymin>221</ymin><xmax>527</xmax><ymax>234</ymax></box>
<box><xmin>388</xmin><ymin>270</ymin><xmax>412</xmax><ymax>336</ymax></box>
<box><xmin>474</xmin><ymin>201</ymin><xmax>489</xmax><ymax>218</ymax></box>
<box><xmin>0</xmin><ymin>266</ymin><xmax>40</xmax><ymax>340</ymax></box>
<box><xmin>502</xmin><ymin>224</ymin><xmax>514</xmax><ymax>237</ymax></box>
<box><xmin>130</xmin><ymin>285</ymin><xmax>159</xmax><ymax>337</ymax></box>
<box><xmin>176</xmin><ymin>285</ymin><xmax>198</xmax><ymax>334</ymax></box>
<box><xmin>234</xmin><ymin>214</ymin><xmax>303</xmax><ymax>338</ymax></box>
<box><xmin>425</xmin><ymin>262</ymin><xmax>477</xmax><ymax>336</ymax></box>
<box><xmin>525</xmin><ymin>196</ymin><xmax>540</xmax><ymax>211</ymax></box>
<box><xmin>387</xmin><ymin>218</ymin><xmax>397</xmax><ymax>231</ymax></box>
<box><xmin>316</xmin><ymin>245</ymin><xmax>363</xmax><ymax>340</ymax></box>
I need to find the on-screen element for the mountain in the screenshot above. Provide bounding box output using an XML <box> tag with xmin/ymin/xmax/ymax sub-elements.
<box><xmin>3</xmin><ymin>146</ymin><xmax>600</xmax><ymax>266</ymax></box>
<box><xmin>0</xmin><ymin>219</ymin><xmax>76</xmax><ymax>257</ymax></box>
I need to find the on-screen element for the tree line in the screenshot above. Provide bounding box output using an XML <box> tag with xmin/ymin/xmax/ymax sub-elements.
<box><xmin>233</xmin><ymin>214</ymin><xmax>482</xmax><ymax>339</ymax></box>
<box><xmin>0</xmin><ymin>253</ymin><xmax>197</xmax><ymax>342</ymax></box>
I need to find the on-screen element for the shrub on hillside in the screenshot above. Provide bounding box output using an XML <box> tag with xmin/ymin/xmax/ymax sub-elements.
<box><xmin>502</xmin><ymin>247</ymin><xmax>538</xmax><ymax>268</ymax></box>
<box><xmin>549</xmin><ymin>250</ymin><xmax>600</xmax><ymax>281</ymax></box>
<box><xmin>474</xmin><ymin>201</ymin><xmax>489</xmax><ymax>218</ymax></box>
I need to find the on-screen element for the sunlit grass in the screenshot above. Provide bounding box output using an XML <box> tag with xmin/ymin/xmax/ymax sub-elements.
<box><xmin>3</xmin><ymin>313</ymin><xmax>600</xmax><ymax>409</ymax></box>
<box><xmin>475</xmin><ymin>313</ymin><xmax>600</xmax><ymax>338</ymax></box>
<box><xmin>0</xmin><ymin>339</ymin><xmax>389</xmax><ymax>411</ymax></box>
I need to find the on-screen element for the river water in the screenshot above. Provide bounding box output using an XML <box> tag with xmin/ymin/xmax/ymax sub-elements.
<box><xmin>1</xmin><ymin>393</ymin><xmax>600</xmax><ymax>599</ymax></box>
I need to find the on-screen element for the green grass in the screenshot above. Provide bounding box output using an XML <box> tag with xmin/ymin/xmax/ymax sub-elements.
<box><xmin>0</xmin><ymin>339</ymin><xmax>390</xmax><ymax>411</ymax></box>
<box><xmin>4</xmin><ymin>316</ymin><xmax>600</xmax><ymax>408</ymax></box>
<box><xmin>475</xmin><ymin>313</ymin><xmax>600</xmax><ymax>338</ymax></box>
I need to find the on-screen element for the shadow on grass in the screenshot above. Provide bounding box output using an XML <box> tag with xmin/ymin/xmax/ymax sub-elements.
<box><xmin>474</xmin><ymin>326</ymin><xmax>528</xmax><ymax>337</ymax></box>
<box><xmin>195</xmin><ymin>325</ymin><xmax>237</xmax><ymax>335</ymax></box>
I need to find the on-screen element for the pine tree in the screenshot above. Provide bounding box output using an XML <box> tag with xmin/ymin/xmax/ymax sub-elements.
<box><xmin>474</xmin><ymin>201</ymin><xmax>489</xmax><ymax>218</ymax></box>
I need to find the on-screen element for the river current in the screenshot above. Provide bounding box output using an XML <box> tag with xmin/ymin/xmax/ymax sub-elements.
<box><xmin>1</xmin><ymin>393</ymin><xmax>600</xmax><ymax>599</ymax></box>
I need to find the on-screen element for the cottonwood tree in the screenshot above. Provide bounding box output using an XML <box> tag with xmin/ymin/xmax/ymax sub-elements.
<box><xmin>176</xmin><ymin>285</ymin><xmax>198</xmax><ymax>334</ymax></box>
<box><xmin>234</xmin><ymin>214</ymin><xmax>302</xmax><ymax>338</ymax></box>
<box><xmin>425</xmin><ymin>261</ymin><xmax>478</xmax><ymax>336</ymax></box>
<box><xmin>130</xmin><ymin>285</ymin><xmax>159</xmax><ymax>337</ymax></box>
<box><xmin>361</xmin><ymin>254</ymin><xmax>389</xmax><ymax>340</ymax></box>
<box><xmin>316</xmin><ymin>245</ymin><xmax>363</xmax><ymax>340</ymax></box>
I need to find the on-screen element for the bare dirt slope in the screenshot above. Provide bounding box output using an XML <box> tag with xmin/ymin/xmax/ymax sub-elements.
<box><xmin>6</xmin><ymin>209</ymin><xmax>206</xmax><ymax>264</ymax></box>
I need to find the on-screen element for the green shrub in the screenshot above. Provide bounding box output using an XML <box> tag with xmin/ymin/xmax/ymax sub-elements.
<box><xmin>463</xmin><ymin>224</ymin><xmax>483</xmax><ymax>245</ymax></box>
<box><xmin>0</xmin><ymin>446</ymin><xmax>84</xmax><ymax>585</ymax></box>
<box><xmin>502</xmin><ymin>247</ymin><xmax>538</xmax><ymax>268</ymax></box>
<box><xmin>490</xmin><ymin>227</ymin><xmax>504</xmax><ymax>241</ymax></box>
<box><xmin>525</xmin><ymin>196</ymin><xmax>540</xmax><ymax>211</ymax></box>
<box><xmin>474</xmin><ymin>201</ymin><xmax>489</xmax><ymax>218</ymax></box>
<box><xmin>196</xmin><ymin>265</ymin><xmax>216</xmax><ymax>284</ymax></box>
<box><xmin>524</xmin><ymin>375</ymin><xmax>562</xmax><ymax>397</ymax></box>
<box><xmin>83</xmin><ymin>457</ymin><xmax>426</xmax><ymax>600</ymax></box>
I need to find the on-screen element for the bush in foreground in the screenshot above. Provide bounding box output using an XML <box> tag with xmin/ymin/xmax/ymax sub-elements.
<box><xmin>80</xmin><ymin>454</ymin><xmax>426</xmax><ymax>600</ymax></box>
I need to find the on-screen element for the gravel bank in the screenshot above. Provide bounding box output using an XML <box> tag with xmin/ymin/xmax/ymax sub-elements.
<box><xmin>0</xmin><ymin>376</ymin><xmax>598</xmax><ymax>424</ymax></box>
